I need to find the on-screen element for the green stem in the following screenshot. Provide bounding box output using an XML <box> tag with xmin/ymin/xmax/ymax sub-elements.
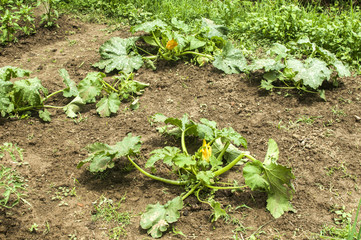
<box><xmin>127</xmin><ymin>156</ymin><xmax>186</xmax><ymax>186</ymax></box>
<box><xmin>102</xmin><ymin>80</ymin><xmax>118</xmax><ymax>93</ymax></box>
<box><xmin>181</xmin><ymin>130</ymin><xmax>188</xmax><ymax>156</ymax></box>
<box><xmin>243</xmin><ymin>153</ymin><xmax>257</xmax><ymax>162</ymax></box>
<box><xmin>182</xmin><ymin>182</ymin><xmax>201</xmax><ymax>201</ymax></box>
<box><xmin>204</xmin><ymin>184</ymin><xmax>247</xmax><ymax>190</ymax></box>
<box><xmin>143</xmin><ymin>55</ymin><xmax>158</xmax><ymax>60</ymax></box>
<box><xmin>14</xmin><ymin>104</ymin><xmax>63</xmax><ymax>112</ymax></box>
<box><xmin>177</xmin><ymin>51</ymin><xmax>214</xmax><ymax>60</ymax></box>
<box><xmin>215</xmin><ymin>141</ymin><xmax>230</xmax><ymax>163</ymax></box>
<box><xmin>158</xmin><ymin>49</ymin><xmax>172</xmax><ymax>61</ymax></box>
<box><xmin>152</xmin><ymin>31</ymin><xmax>166</xmax><ymax>51</ymax></box>
<box><xmin>213</xmin><ymin>153</ymin><xmax>245</xmax><ymax>177</ymax></box>
<box><xmin>42</xmin><ymin>89</ymin><xmax>64</xmax><ymax>102</ymax></box>
<box><xmin>137</xmin><ymin>46</ymin><xmax>156</xmax><ymax>56</ymax></box>
<box><xmin>43</xmin><ymin>105</ymin><xmax>64</xmax><ymax>109</ymax></box>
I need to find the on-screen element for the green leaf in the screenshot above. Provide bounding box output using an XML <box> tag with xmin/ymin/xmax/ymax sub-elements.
<box><xmin>93</xmin><ymin>37</ymin><xmax>144</xmax><ymax>73</ymax></box>
<box><xmin>264</xmin><ymin>163</ymin><xmax>295</xmax><ymax>218</ymax></box>
<box><xmin>131</xmin><ymin>19</ymin><xmax>168</xmax><ymax>33</ymax></box>
<box><xmin>217</xmin><ymin>127</ymin><xmax>247</xmax><ymax>149</ymax></box>
<box><xmin>171</xmin><ymin>17</ymin><xmax>190</xmax><ymax>33</ymax></box>
<box><xmin>77</xmin><ymin>142</ymin><xmax>112</xmax><ymax>169</ymax></box>
<box><xmin>260</xmin><ymin>80</ymin><xmax>275</xmax><ymax>91</ymax></box>
<box><xmin>209</xmin><ymin>199</ymin><xmax>228</xmax><ymax>222</ymax></box>
<box><xmin>186</xmin><ymin>36</ymin><xmax>206</xmax><ymax>51</ymax></box>
<box><xmin>164</xmin><ymin>113</ymin><xmax>195</xmax><ymax>132</ymax></box>
<box><xmin>196</xmin><ymin>123</ymin><xmax>215</xmax><ymax>141</ymax></box>
<box><xmin>264</xmin><ymin>139</ymin><xmax>279</xmax><ymax>165</ymax></box>
<box><xmin>0</xmin><ymin>66</ymin><xmax>31</xmax><ymax>82</ymax></box>
<box><xmin>243</xmin><ymin>160</ymin><xmax>270</xmax><ymax>191</ymax></box>
<box><xmin>243</xmin><ymin>139</ymin><xmax>295</xmax><ymax>218</ymax></box>
<box><xmin>140</xmin><ymin>196</ymin><xmax>183</xmax><ymax>238</ymax></box>
<box><xmin>268</xmin><ymin>43</ymin><xmax>289</xmax><ymax>61</ymax></box>
<box><xmin>13</xmin><ymin>77</ymin><xmax>48</xmax><ymax>107</ymax></box>
<box><xmin>173</xmin><ymin>153</ymin><xmax>196</xmax><ymax>168</ymax></box>
<box><xmin>63</xmin><ymin>96</ymin><xmax>85</xmax><ymax>118</ymax></box>
<box><xmin>248</xmin><ymin>59</ymin><xmax>285</xmax><ymax>72</ymax></box>
<box><xmin>287</xmin><ymin>58</ymin><xmax>332</xmax><ymax>89</ymax></box>
<box><xmin>96</xmin><ymin>92</ymin><xmax>121</xmax><ymax>117</ymax></box>
<box><xmin>39</xmin><ymin>109</ymin><xmax>51</xmax><ymax>122</ymax></box>
<box><xmin>196</xmin><ymin>171</ymin><xmax>214</xmax><ymax>185</ymax></box>
<box><xmin>332</xmin><ymin>60</ymin><xmax>351</xmax><ymax>77</ymax></box>
<box><xmin>59</xmin><ymin>69</ymin><xmax>78</xmax><ymax>98</ymax></box>
<box><xmin>201</xmin><ymin>18</ymin><xmax>228</xmax><ymax>39</ymax></box>
<box><xmin>89</xmin><ymin>154</ymin><xmax>114</xmax><ymax>172</ymax></box>
<box><xmin>86</xmin><ymin>142</ymin><xmax>112</xmax><ymax>153</ymax></box>
<box><xmin>263</xmin><ymin>71</ymin><xmax>280</xmax><ymax>82</ymax></box>
<box><xmin>146</xmin><ymin>146</ymin><xmax>181</xmax><ymax>168</ymax></box>
<box><xmin>118</xmin><ymin>79</ymin><xmax>149</xmax><ymax>100</ymax></box>
<box><xmin>151</xmin><ymin>113</ymin><xmax>168</xmax><ymax>123</ymax></box>
<box><xmin>111</xmin><ymin>133</ymin><xmax>142</xmax><ymax>158</ymax></box>
<box><xmin>77</xmin><ymin>72</ymin><xmax>105</xmax><ymax>103</ymax></box>
<box><xmin>142</xmin><ymin>36</ymin><xmax>158</xmax><ymax>46</ymax></box>
<box><xmin>0</xmin><ymin>81</ymin><xmax>14</xmax><ymax>117</ymax></box>
<box><xmin>78</xmin><ymin>134</ymin><xmax>141</xmax><ymax>172</ymax></box>
<box><xmin>213</xmin><ymin>41</ymin><xmax>247</xmax><ymax>74</ymax></box>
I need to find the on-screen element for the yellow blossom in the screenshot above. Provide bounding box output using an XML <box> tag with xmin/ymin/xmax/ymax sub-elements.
<box><xmin>200</xmin><ymin>139</ymin><xmax>212</xmax><ymax>162</ymax></box>
<box><xmin>166</xmin><ymin>39</ymin><xmax>178</xmax><ymax>50</ymax></box>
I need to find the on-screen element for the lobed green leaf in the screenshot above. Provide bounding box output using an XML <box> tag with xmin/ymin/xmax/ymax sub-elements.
<box><xmin>146</xmin><ymin>147</ymin><xmax>181</xmax><ymax>168</ymax></box>
<box><xmin>96</xmin><ymin>93</ymin><xmax>121</xmax><ymax>117</ymax></box>
<box><xmin>93</xmin><ymin>37</ymin><xmax>143</xmax><ymax>73</ymax></box>
<box><xmin>140</xmin><ymin>196</ymin><xmax>183</xmax><ymax>238</ymax></box>
<box><xmin>213</xmin><ymin>41</ymin><xmax>247</xmax><ymax>74</ymax></box>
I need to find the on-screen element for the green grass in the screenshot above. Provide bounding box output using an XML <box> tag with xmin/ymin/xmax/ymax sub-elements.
<box><xmin>92</xmin><ymin>195</ymin><xmax>131</xmax><ymax>238</ymax></box>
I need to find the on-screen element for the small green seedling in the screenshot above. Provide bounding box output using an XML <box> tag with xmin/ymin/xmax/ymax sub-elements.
<box><xmin>29</xmin><ymin>223</ymin><xmax>39</xmax><ymax>233</ymax></box>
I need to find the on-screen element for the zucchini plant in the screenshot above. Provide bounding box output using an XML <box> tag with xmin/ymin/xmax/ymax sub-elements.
<box><xmin>93</xmin><ymin>18</ymin><xmax>247</xmax><ymax>74</ymax></box>
<box><xmin>78</xmin><ymin>114</ymin><xmax>295</xmax><ymax>238</ymax></box>
<box><xmin>0</xmin><ymin>66</ymin><xmax>148</xmax><ymax>121</ymax></box>
<box><xmin>249</xmin><ymin>37</ymin><xmax>351</xmax><ymax>100</ymax></box>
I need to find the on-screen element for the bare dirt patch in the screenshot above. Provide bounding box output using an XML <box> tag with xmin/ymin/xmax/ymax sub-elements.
<box><xmin>1</xmin><ymin>15</ymin><xmax>361</xmax><ymax>240</ymax></box>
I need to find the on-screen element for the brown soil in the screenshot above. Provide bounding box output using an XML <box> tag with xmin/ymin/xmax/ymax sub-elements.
<box><xmin>1</xmin><ymin>15</ymin><xmax>361</xmax><ymax>240</ymax></box>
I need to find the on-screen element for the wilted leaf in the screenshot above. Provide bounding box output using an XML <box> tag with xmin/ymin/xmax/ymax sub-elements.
<box><xmin>96</xmin><ymin>92</ymin><xmax>121</xmax><ymax>117</ymax></box>
<box><xmin>63</xmin><ymin>96</ymin><xmax>85</xmax><ymax>118</ymax></box>
<box><xmin>59</xmin><ymin>69</ymin><xmax>78</xmax><ymax>98</ymax></box>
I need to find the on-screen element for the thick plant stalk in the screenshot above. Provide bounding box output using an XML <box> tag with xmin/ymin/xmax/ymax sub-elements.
<box><xmin>213</xmin><ymin>153</ymin><xmax>245</xmax><ymax>177</ymax></box>
<box><xmin>127</xmin><ymin>156</ymin><xmax>186</xmax><ymax>186</ymax></box>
